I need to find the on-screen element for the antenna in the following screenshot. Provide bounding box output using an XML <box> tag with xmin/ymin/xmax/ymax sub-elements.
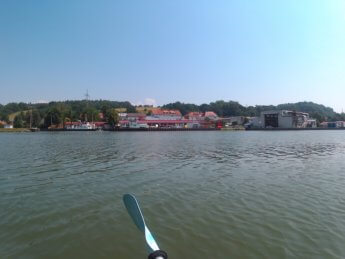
<box><xmin>85</xmin><ymin>89</ymin><xmax>90</xmax><ymax>101</ymax></box>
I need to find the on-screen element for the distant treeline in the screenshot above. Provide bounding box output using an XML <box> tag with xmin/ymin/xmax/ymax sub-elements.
<box><xmin>0</xmin><ymin>100</ymin><xmax>343</xmax><ymax>128</ymax></box>
<box><xmin>162</xmin><ymin>101</ymin><xmax>342</xmax><ymax>122</ymax></box>
<box><xmin>0</xmin><ymin>100</ymin><xmax>135</xmax><ymax>128</ymax></box>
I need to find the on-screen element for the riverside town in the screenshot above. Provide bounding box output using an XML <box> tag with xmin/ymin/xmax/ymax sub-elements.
<box><xmin>1</xmin><ymin>100</ymin><xmax>345</xmax><ymax>132</ymax></box>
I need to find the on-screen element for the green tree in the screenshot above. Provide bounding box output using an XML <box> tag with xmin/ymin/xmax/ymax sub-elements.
<box><xmin>13</xmin><ymin>113</ymin><xmax>24</xmax><ymax>128</ymax></box>
<box><xmin>83</xmin><ymin>107</ymin><xmax>100</xmax><ymax>122</ymax></box>
<box><xmin>25</xmin><ymin>109</ymin><xmax>42</xmax><ymax>127</ymax></box>
<box><xmin>126</xmin><ymin>105</ymin><xmax>136</xmax><ymax>113</ymax></box>
<box><xmin>44</xmin><ymin>107</ymin><xmax>62</xmax><ymax>127</ymax></box>
<box><xmin>2</xmin><ymin>114</ymin><xmax>10</xmax><ymax>123</ymax></box>
<box><xmin>106</xmin><ymin>109</ymin><xmax>119</xmax><ymax>127</ymax></box>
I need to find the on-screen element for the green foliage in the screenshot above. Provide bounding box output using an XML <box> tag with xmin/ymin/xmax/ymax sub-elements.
<box><xmin>23</xmin><ymin>110</ymin><xmax>42</xmax><ymax>128</ymax></box>
<box><xmin>13</xmin><ymin>113</ymin><xmax>25</xmax><ymax>128</ymax></box>
<box><xmin>162</xmin><ymin>102</ymin><xmax>199</xmax><ymax>115</ymax></box>
<box><xmin>105</xmin><ymin>108</ymin><xmax>119</xmax><ymax>126</ymax></box>
<box><xmin>82</xmin><ymin>107</ymin><xmax>100</xmax><ymax>122</ymax></box>
<box><xmin>43</xmin><ymin>107</ymin><xmax>63</xmax><ymax>127</ymax></box>
<box><xmin>127</xmin><ymin>105</ymin><xmax>136</xmax><ymax>113</ymax></box>
<box><xmin>162</xmin><ymin>101</ymin><xmax>338</xmax><ymax>123</ymax></box>
<box><xmin>2</xmin><ymin>114</ymin><xmax>10</xmax><ymax>123</ymax></box>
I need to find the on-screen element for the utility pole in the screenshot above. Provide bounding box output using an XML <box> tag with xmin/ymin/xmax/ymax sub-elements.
<box><xmin>30</xmin><ymin>109</ymin><xmax>32</xmax><ymax>129</ymax></box>
<box><xmin>85</xmin><ymin>89</ymin><xmax>90</xmax><ymax>102</ymax></box>
<box><xmin>85</xmin><ymin>90</ymin><xmax>90</xmax><ymax>122</ymax></box>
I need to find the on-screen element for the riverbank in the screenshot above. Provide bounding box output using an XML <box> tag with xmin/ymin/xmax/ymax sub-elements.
<box><xmin>40</xmin><ymin>128</ymin><xmax>222</xmax><ymax>132</ymax></box>
<box><xmin>246</xmin><ymin>127</ymin><xmax>345</xmax><ymax>131</ymax></box>
<box><xmin>0</xmin><ymin>128</ymin><xmax>31</xmax><ymax>133</ymax></box>
<box><xmin>4</xmin><ymin>127</ymin><xmax>345</xmax><ymax>132</ymax></box>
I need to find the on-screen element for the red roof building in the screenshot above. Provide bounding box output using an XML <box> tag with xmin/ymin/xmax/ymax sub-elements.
<box><xmin>185</xmin><ymin>112</ymin><xmax>203</xmax><ymax>120</ymax></box>
<box><xmin>204</xmin><ymin>111</ymin><xmax>218</xmax><ymax>120</ymax></box>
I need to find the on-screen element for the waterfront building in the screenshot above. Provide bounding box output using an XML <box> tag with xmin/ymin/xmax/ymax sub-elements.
<box><xmin>246</xmin><ymin>110</ymin><xmax>315</xmax><ymax>129</ymax></box>
<box><xmin>117</xmin><ymin>109</ymin><xmax>221</xmax><ymax>129</ymax></box>
<box><xmin>119</xmin><ymin>113</ymin><xmax>147</xmax><ymax>128</ymax></box>
<box><xmin>261</xmin><ymin>110</ymin><xmax>312</xmax><ymax>128</ymax></box>
<box><xmin>144</xmin><ymin>119</ymin><xmax>187</xmax><ymax>128</ymax></box>
<box><xmin>306</xmin><ymin>119</ymin><xmax>317</xmax><ymax>128</ymax></box>
<box><xmin>65</xmin><ymin>121</ymin><xmax>96</xmax><ymax>130</ymax></box>
<box><xmin>4</xmin><ymin>124</ymin><xmax>13</xmax><ymax>129</ymax></box>
<box><xmin>119</xmin><ymin>120</ymin><xmax>148</xmax><ymax>129</ymax></box>
<box><xmin>336</xmin><ymin>121</ymin><xmax>345</xmax><ymax>128</ymax></box>
<box><xmin>147</xmin><ymin>108</ymin><xmax>182</xmax><ymax>120</ymax></box>
<box><xmin>127</xmin><ymin>113</ymin><xmax>146</xmax><ymax>121</ymax></box>
<box><xmin>204</xmin><ymin>111</ymin><xmax>218</xmax><ymax>121</ymax></box>
<box><xmin>320</xmin><ymin>121</ymin><xmax>345</xmax><ymax>128</ymax></box>
<box><xmin>222</xmin><ymin>116</ymin><xmax>246</xmax><ymax>126</ymax></box>
<box><xmin>118</xmin><ymin>113</ymin><xmax>127</xmax><ymax>120</ymax></box>
<box><xmin>185</xmin><ymin>112</ymin><xmax>203</xmax><ymax>120</ymax></box>
<box><xmin>245</xmin><ymin>117</ymin><xmax>263</xmax><ymax>128</ymax></box>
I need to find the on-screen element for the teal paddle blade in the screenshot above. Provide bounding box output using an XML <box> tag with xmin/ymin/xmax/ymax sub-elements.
<box><xmin>123</xmin><ymin>194</ymin><xmax>146</xmax><ymax>233</ymax></box>
<box><xmin>123</xmin><ymin>194</ymin><xmax>160</xmax><ymax>253</ymax></box>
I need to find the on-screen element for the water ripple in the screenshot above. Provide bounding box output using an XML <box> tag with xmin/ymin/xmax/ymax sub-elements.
<box><xmin>1</xmin><ymin>131</ymin><xmax>345</xmax><ymax>258</ymax></box>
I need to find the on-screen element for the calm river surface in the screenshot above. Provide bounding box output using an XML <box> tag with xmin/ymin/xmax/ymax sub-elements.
<box><xmin>1</xmin><ymin>131</ymin><xmax>345</xmax><ymax>258</ymax></box>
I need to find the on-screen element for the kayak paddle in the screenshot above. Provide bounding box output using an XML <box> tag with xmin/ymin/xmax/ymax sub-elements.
<box><xmin>123</xmin><ymin>194</ymin><xmax>168</xmax><ymax>259</ymax></box>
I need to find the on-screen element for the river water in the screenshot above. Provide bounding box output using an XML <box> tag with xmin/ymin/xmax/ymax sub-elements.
<box><xmin>1</xmin><ymin>131</ymin><xmax>345</xmax><ymax>258</ymax></box>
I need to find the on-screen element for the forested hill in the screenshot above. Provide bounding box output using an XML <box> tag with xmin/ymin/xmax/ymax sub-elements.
<box><xmin>162</xmin><ymin>101</ymin><xmax>341</xmax><ymax>122</ymax></box>
<box><xmin>0</xmin><ymin>100</ymin><xmax>342</xmax><ymax>128</ymax></box>
<box><xmin>0</xmin><ymin>100</ymin><xmax>136</xmax><ymax>128</ymax></box>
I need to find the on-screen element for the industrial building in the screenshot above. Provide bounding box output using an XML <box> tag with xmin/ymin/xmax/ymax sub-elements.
<box><xmin>248</xmin><ymin>110</ymin><xmax>316</xmax><ymax>129</ymax></box>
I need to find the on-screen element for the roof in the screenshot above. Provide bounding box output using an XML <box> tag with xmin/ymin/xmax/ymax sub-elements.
<box><xmin>186</xmin><ymin>112</ymin><xmax>203</xmax><ymax>117</ymax></box>
<box><xmin>65</xmin><ymin>121</ymin><xmax>106</xmax><ymax>126</ymax></box>
<box><xmin>142</xmin><ymin>120</ymin><xmax>191</xmax><ymax>124</ymax></box>
<box><xmin>204</xmin><ymin>111</ymin><xmax>218</xmax><ymax>117</ymax></box>
<box><xmin>120</xmin><ymin>119</ymin><xmax>200</xmax><ymax>124</ymax></box>
<box><xmin>151</xmin><ymin>108</ymin><xmax>182</xmax><ymax>116</ymax></box>
<box><xmin>127</xmin><ymin>113</ymin><xmax>146</xmax><ymax>117</ymax></box>
<box><xmin>94</xmin><ymin>122</ymin><xmax>107</xmax><ymax>126</ymax></box>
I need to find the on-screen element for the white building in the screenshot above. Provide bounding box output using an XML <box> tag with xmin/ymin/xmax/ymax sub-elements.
<box><xmin>246</xmin><ymin>110</ymin><xmax>315</xmax><ymax>129</ymax></box>
<box><xmin>245</xmin><ymin>117</ymin><xmax>263</xmax><ymax>128</ymax></box>
<box><xmin>146</xmin><ymin>109</ymin><xmax>182</xmax><ymax>121</ymax></box>
<box><xmin>223</xmin><ymin>116</ymin><xmax>246</xmax><ymax>126</ymax></box>
<box><xmin>261</xmin><ymin>110</ymin><xmax>314</xmax><ymax>128</ymax></box>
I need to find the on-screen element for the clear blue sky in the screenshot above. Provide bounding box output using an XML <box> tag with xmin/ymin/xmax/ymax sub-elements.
<box><xmin>1</xmin><ymin>0</ymin><xmax>345</xmax><ymax>111</ymax></box>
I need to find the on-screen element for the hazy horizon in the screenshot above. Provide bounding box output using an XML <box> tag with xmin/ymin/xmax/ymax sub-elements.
<box><xmin>1</xmin><ymin>1</ymin><xmax>345</xmax><ymax>112</ymax></box>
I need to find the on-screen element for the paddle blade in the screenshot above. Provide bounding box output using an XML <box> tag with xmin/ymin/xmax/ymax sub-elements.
<box><xmin>123</xmin><ymin>194</ymin><xmax>160</xmax><ymax>253</ymax></box>
<box><xmin>123</xmin><ymin>194</ymin><xmax>146</xmax><ymax>233</ymax></box>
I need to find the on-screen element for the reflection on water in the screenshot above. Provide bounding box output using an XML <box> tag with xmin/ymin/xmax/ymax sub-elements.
<box><xmin>1</xmin><ymin>131</ymin><xmax>345</xmax><ymax>258</ymax></box>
